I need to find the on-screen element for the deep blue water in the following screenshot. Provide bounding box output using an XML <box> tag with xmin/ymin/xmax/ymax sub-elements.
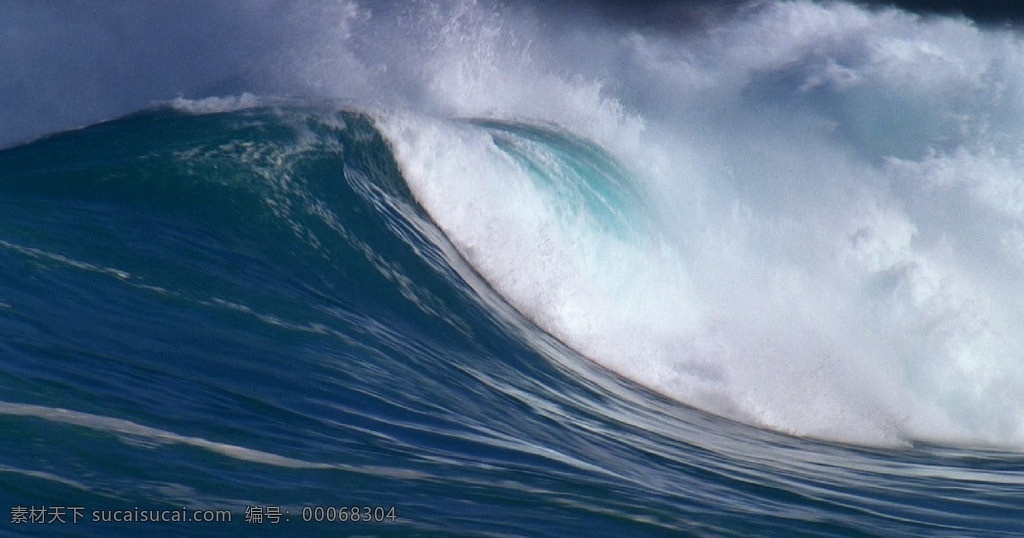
<box><xmin>0</xmin><ymin>105</ymin><xmax>1021</xmax><ymax>537</ymax></box>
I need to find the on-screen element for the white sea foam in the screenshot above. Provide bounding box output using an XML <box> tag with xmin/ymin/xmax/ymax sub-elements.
<box><xmin>374</xmin><ymin>1</ymin><xmax>1024</xmax><ymax>447</ymax></box>
<box><xmin>168</xmin><ymin>93</ymin><xmax>262</xmax><ymax>114</ymax></box>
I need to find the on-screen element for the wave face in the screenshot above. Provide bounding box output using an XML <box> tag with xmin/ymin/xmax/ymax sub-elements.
<box><xmin>3</xmin><ymin>0</ymin><xmax>1024</xmax><ymax>536</ymax></box>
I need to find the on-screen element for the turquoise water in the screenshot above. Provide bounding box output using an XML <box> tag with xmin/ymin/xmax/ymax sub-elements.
<box><xmin>1</xmin><ymin>105</ymin><xmax>1022</xmax><ymax>537</ymax></box>
<box><xmin>474</xmin><ymin>119</ymin><xmax>649</xmax><ymax>238</ymax></box>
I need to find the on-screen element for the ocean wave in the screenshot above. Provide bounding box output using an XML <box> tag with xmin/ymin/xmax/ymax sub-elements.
<box><xmin>3</xmin><ymin>1</ymin><xmax>1024</xmax><ymax>536</ymax></box>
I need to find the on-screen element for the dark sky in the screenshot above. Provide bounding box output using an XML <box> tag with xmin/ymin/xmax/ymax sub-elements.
<box><xmin>860</xmin><ymin>0</ymin><xmax>1024</xmax><ymax>24</ymax></box>
<box><xmin>582</xmin><ymin>0</ymin><xmax>1024</xmax><ymax>30</ymax></box>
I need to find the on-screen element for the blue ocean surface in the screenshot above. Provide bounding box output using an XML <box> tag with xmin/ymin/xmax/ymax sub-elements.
<box><xmin>3</xmin><ymin>1</ymin><xmax>1024</xmax><ymax>537</ymax></box>
<box><xmin>0</xmin><ymin>103</ymin><xmax>1019</xmax><ymax>538</ymax></box>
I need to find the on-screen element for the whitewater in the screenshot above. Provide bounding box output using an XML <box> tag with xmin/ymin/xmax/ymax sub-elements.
<box><xmin>2</xmin><ymin>1</ymin><xmax>1024</xmax><ymax>536</ymax></box>
<box><xmin>279</xmin><ymin>0</ymin><xmax>1024</xmax><ymax>447</ymax></box>
<box><xmin>374</xmin><ymin>0</ymin><xmax>1024</xmax><ymax>447</ymax></box>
